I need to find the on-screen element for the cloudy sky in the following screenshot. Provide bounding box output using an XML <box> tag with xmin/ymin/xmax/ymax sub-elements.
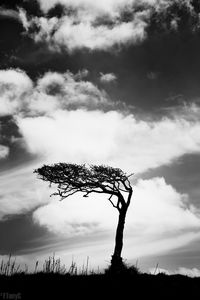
<box><xmin>1</xmin><ymin>0</ymin><xmax>200</xmax><ymax>275</ymax></box>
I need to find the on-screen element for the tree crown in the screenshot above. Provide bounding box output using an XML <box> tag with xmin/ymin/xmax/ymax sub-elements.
<box><xmin>34</xmin><ymin>163</ymin><xmax>133</xmax><ymax>211</ymax></box>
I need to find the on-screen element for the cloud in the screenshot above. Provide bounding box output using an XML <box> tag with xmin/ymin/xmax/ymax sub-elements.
<box><xmin>0</xmin><ymin>69</ymin><xmax>33</xmax><ymax>116</ymax></box>
<box><xmin>0</xmin><ymin>7</ymin><xmax>35</xmax><ymax>30</ymax></box>
<box><xmin>176</xmin><ymin>267</ymin><xmax>200</xmax><ymax>277</ymax></box>
<box><xmin>149</xmin><ymin>266</ymin><xmax>200</xmax><ymax>277</ymax></box>
<box><xmin>21</xmin><ymin>0</ymin><xmax>151</xmax><ymax>52</ymax></box>
<box><xmin>0</xmin><ymin>7</ymin><xmax>21</xmax><ymax>21</ymax></box>
<box><xmin>18</xmin><ymin>8</ymin><xmax>30</xmax><ymax>31</ymax></box>
<box><xmin>149</xmin><ymin>267</ymin><xmax>170</xmax><ymax>275</ymax></box>
<box><xmin>0</xmin><ymin>165</ymin><xmax>51</xmax><ymax>220</ymax></box>
<box><xmin>130</xmin><ymin>178</ymin><xmax>200</xmax><ymax>234</ymax></box>
<box><xmin>0</xmin><ymin>69</ymin><xmax>110</xmax><ymax>117</ymax></box>
<box><xmin>17</xmin><ymin>107</ymin><xmax>200</xmax><ymax>173</ymax></box>
<box><xmin>31</xmin><ymin>12</ymin><xmax>147</xmax><ymax>51</ymax></box>
<box><xmin>0</xmin><ymin>145</ymin><xmax>9</xmax><ymax>159</ymax></box>
<box><xmin>36</xmin><ymin>0</ymin><xmax>135</xmax><ymax>15</ymax></box>
<box><xmin>35</xmin><ymin>0</ymin><xmax>167</xmax><ymax>15</ymax></box>
<box><xmin>19</xmin><ymin>0</ymin><xmax>200</xmax><ymax>53</ymax></box>
<box><xmin>99</xmin><ymin>72</ymin><xmax>117</xmax><ymax>83</ymax></box>
<box><xmin>1</xmin><ymin>68</ymin><xmax>200</xmax><ymax>175</ymax></box>
<box><xmin>32</xmin><ymin>197</ymin><xmax>103</xmax><ymax>237</ymax></box>
<box><xmin>35</xmin><ymin>71</ymin><xmax>108</xmax><ymax>109</ymax></box>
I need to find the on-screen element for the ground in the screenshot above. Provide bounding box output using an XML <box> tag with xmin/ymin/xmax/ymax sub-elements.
<box><xmin>0</xmin><ymin>272</ymin><xmax>199</xmax><ymax>300</ymax></box>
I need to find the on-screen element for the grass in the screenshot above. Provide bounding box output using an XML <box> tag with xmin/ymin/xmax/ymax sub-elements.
<box><xmin>0</xmin><ymin>254</ymin><xmax>98</xmax><ymax>276</ymax></box>
<box><xmin>0</xmin><ymin>255</ymin><xmax>199</xmax><ymax>299</ymax></box>
<box><xmin>0</xmin><ymin>254</ymin><xmax>27</xmax><ymax>276</ymax></box>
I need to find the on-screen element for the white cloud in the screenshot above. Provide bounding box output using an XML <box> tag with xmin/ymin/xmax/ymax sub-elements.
<box><xmin>0</xmin><ymin>69</ymin><xmax>33</xmax><ymax>116</ymax></box>
<box><xmin>18</xmin><ymin>8</ymin><xmax>31</xmax><ymax>31</ymax></box>
<box><xmin>23</xmin><ymin>0</ymin><xmax>152</xmax><ymax>52</ymax></box>
<box><xmin>36</xmin><ymin>0</ymin><xmax>134</xmax><ymax>15</ymax></box>
<box><xmin>0</xmin><ymin>8</ymin><xmax>20</xmax><ymax>21</ymax></box>
<box><xmin>22</xmin><ymin>0</ymin><xmax>194</xmax><ymax>52</ymax></box>
<box><xmin>33</xmin><ymin>195</ymin><xmax>107</xmax><ymax>236</ymax></box>
<box><xmin>31</xmin><ymin>12</ymin><xmax>147</xmax><ymax>52</ymax></box>
<box><xmin>149</xmin><ymin>267</ymin><xmax>170</xmax><ymax>275</ymax></box>
<box><xmin>100</xmin><ymin>72</ymin><xmax>117</xmax><ymax>83</ymax></box>
<box><xmin>0</xmin><ymin>69</ymin><xmax>33</xmax><ymax>93</ymax></box>
<box><xmin>149</xmin><ymin>266</ymin><xmax>200</xmax><ymax>277</ymax></box>
<box><xmin>129</xmin><ymin>178</ymin><xmax>200</xmax><ymax>234</ymax></box>
<box><xmin>17</xmin><ymin>108</ymin><xmax>200</xmax><ymax>173</ymax></box>
<box><xmin>0</xmin><ymin>145</ymin><xmax>9</xmax><ymax>159</ymax></box>
<box><xmin>36</xmin><ymin>0</ymin><xmax>168</xmax><ymax>15</ymax></box>
<box><xmin>0</xmin><ymin>165</ymin><xmax>50</xmax><ymax>220</ymax></box>
<box><xmin>32</xmin><ymin>16</ymin><xmax>59</xmax><ymax>45</ymax></box>
<box><xmin>36</xmin><ymin>71</ymin><xmax>108</xmax><ymax>107</ymax></box>
<box><xmin>176</xmin><ymin>267</ymin><xmax>200</xmax><ymax>277</ymax></box>
<box><xmin>0</xmin><ymin>69</ymin><xmax>110</xmax><ymax>116</ymax></box>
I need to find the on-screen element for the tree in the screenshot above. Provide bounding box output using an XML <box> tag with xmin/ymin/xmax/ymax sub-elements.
<box><xmin>34</xmin><ymin>163</ymin><xmax>133</xmax><ymax>271</ymax></box>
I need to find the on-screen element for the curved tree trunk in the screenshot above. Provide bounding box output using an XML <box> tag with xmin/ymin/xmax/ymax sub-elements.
<box><xmin>111</xmin><ymin>207</ymin><xmax>127</xmax><ymax>269</ymax></box>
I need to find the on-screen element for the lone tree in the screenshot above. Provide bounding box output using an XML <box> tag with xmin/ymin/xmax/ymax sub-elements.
<box><xmin>34</xmin><ymin>163</ymin><xmax>133</xmax><ymax>271</ymax></box>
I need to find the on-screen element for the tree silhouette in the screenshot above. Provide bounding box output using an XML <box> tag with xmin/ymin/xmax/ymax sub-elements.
<box><xmin>34</xmin><ymin>163</ymin><xmax>133</xmax><ymax>270</ymax></box>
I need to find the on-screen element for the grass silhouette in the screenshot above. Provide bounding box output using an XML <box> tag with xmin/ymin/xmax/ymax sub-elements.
<box><xmin>0</xmin><ymin>255</ymin><xmax>199</xmax><ymax>299</ymax></box>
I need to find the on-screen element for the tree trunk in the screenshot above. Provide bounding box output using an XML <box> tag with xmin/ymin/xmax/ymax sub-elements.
<box><xmin>111</xmin><ymin>207</ymin><xmax>127</xmax><ymax>269</ymax></box>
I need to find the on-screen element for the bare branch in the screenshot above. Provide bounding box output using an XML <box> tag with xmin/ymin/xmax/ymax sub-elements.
<box><xmin>127</xmin><ymin>173</ymin><xmax>134</xmax><ymax>178</ymax></box>
<box><xmin>108</xmin><ymin>194</ymin><xmax>118</xmax><ymax>209</ymax></box>
<box><xmin>82</xmin><ymin>189</ymin><xmax>104</xmax><ymax>197</ymax></box>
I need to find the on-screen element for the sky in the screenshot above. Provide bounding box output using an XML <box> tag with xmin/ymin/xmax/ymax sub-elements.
<box><xmin>1</xmin><ymin>0</ymin><xmax>200</xmax><ymax>275</ymax></box>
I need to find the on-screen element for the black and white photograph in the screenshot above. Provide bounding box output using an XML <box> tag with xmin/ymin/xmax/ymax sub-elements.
<box><xmin>1</xmin><ymin>0</ymin><xmax>200</xmax><ymax>298</ymax></box>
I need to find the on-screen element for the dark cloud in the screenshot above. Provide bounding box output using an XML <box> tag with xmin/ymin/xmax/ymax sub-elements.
<box><xmin>0</xmin><ymin>212</ymin><xmax>52</xmax><ymax>255</ymax></box>
<box><xmin>0</xmin><ymin>17</ymin><xmax>24</xmax><ymax>67</ymax></box>
<box><xmin>46</xmin><ymin>3</ymin><xmax>73</xmax><ymax>19</ymax></box>
<box><xmin>0</xmin><ymin>0</ymin><xmax>23</xmax><ymax>10</ymax></box>
<box><xmin>0</xmin><ymin>0</ymin><xmax>42</xmax><ymax>69</ymax></box>
<box><xmin>4</xmin><ymin>42</ymin><xmax>83</xmax><ymax>80</ymax></box>
<box><xmin>22</xmin><ymin>0</ymin><xmax>42</xmax><ymax>17</ymax></box>
<box><xmin>148</xmin><ymin>2</ymin><xmax>198</xmax><ymax>35</ymax></box>
<box><xmin>140</xmin><ymin>243</ymin><xmax>200</xmax><ymax>272</ymax></box>
<box><xmin>0</xmin><ymin>116</ymin><xmax>35</xmax><ymax>171</ymax></box>
<box><xmin>0</xmin><ymin>116</ymin><xmax>21</xmax><ymax>144</ymax></box>
<box><xmin>0</xmin><ymin>210</ymin><xmax>107</xmax><ymax>255</ymax></box>
<box><xmin>141</xmin><ymin>153</ymin><xmax>200</xmax><ymax>208</ymax></box>
<box><xmin>44</xmin><ymin>81</ymin><xmax>64</xmax><ymax>96</ymax></box>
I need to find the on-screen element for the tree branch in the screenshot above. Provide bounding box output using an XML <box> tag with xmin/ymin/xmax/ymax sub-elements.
<box><xmin>108</xmin><ymin>194</ymin><xmax>119</xmax><ymax>210</ymax></box>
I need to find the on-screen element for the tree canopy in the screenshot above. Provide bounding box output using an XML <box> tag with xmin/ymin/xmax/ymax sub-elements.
<box><xmin>34</xmin><ymin>163</ymin><xmax>133</xmax><ymax>212</ymax></box>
